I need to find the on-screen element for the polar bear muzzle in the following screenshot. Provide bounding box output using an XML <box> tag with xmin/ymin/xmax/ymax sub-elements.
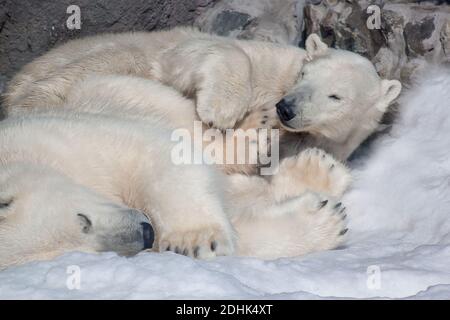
<box><xmin>276</xmin><ymin>97</ymin><xmax>303</xmax><ymax>129</ymax></box>
<box><xmin>91</xmin><ymin>209</ymin><xmax>155</xmax><ymax>256</ymax></box>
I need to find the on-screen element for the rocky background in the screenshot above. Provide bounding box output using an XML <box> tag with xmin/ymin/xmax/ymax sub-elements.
<box><xmin>196</xmin><ymin>0</ymin><xmax>449</xmax><ymax>84</ymax></box>
<box><xmin>0</xmin><ymin>0</ymin><xmax>449</xmax><ymax>98</ymax></box>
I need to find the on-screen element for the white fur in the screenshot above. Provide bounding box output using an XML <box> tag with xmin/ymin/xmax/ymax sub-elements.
<box><xmin>4</xmin><ymin>27</ymin><xmax>400</xmax><ymax>165</ymax></box>
<box><xmin>0</xmin><ymin>78</ymin><xmax>351</xmax><ymax>268</ymax></box>
<box><xmin>278</xmin><ymin>49</ymin><xmax>402</xmax><ymax>160</ymax></box>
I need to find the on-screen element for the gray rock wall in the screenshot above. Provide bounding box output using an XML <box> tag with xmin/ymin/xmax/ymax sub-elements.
<box><xmin>0</xmin><ymin>0</ymin><xmax>217</xmax><ymax>84</ymax></box>
<box><xmin>304</xmin><ymin>0</ymin><xmax>450</xmax><ymax>83</ymax></box>
<box><xmin>195</xmin><ymin>0</ymin><xmax>306</xmax><ymax>45</ymax></box>
<box><xmin>1</xmin><ymin>0</ymin><xmax>448</xmax><ymax>94</ymax></box>
<box><xmin>196</xmin><ymin>0</ymin><xmax>450</xmax><ymax>83</ymax></box>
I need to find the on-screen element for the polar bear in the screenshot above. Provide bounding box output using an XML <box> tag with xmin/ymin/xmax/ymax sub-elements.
<box><xmin>0</xmin><ymin>78</ymin><xmax>350</xmax><ymax>268</ymax></box>
<box><xmin>274</xmin><ymin>47</ymin><xmax>403</xmax><ymax>161</ymax></box>
<box><xmin>3</xmin><ymin>27</ymin><xmax>401</xmax><ymax>168</ymax></box>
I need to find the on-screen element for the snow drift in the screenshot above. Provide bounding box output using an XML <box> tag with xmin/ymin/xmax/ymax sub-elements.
<box><xmin>1</xmin><ymin>67</ymin><xmax>449</xmax><ymax>299</ymax></box>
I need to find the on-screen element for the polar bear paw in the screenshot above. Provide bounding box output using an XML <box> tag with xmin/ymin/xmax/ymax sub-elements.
<box><xmin>297</xmin><ymin>193</ymin><xmax>348</xmax><ymax>251</ymax></box>
<box><xmin>238</xmin><ymin>106</ymin><xmax>278</xmax><ymax>131</ymax></box>
<box><xmin>159</xmin><ymin>225</ymin><xmax>234</xmax><ymax>259</ymax></box>
<box><xmin>274</xmin><ymin>148</ymin><xmax>352</xmax><ymax>198</ymax></box>
<box><xmin>286</xmin><ymin>193</ymin><xmax>348</xmax><ymax>254</ymax></box>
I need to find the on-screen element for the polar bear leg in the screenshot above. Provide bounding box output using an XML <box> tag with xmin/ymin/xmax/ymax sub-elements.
<box><xmin>232</xmin><ymin>192</ymin><xmax>347</xmax><ymax>259</ymax></box>
<box><xmin>225</xmin><ymin>148</ymin><xmax>351</xmax><ymax>215</ymax></box>
<box><xmin>271</xmin><ymin>148</ymin><xmax>352</xmax><ymax>199</ymax></box>
<box><xmin>144</xmin><ymin>164</ymin><xmax>235</xmax><ymax>259</ymax></box>
<box><xmin>225</xmin><ymin>150</ymin><xmax>350</xmax><ymax>258</ymax></box>
<box><xmin>194</xmin><ymin>45</ymin><xmax>253</xmax><ymax>130</ymax></box>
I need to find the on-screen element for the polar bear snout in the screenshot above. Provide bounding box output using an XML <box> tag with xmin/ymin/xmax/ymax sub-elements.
<box><xmin>276</xmin><ymin>98</ymin><xmax>297</xmax><ymax>122</ymax></box>
<box><xmin>94</xmin><ymin>208</ymin><xmax>155</xmax><ymax>256</ymax></box>
<box><xmin>141</xmin><ymin>222</ymin><xmax>154</xmax><ymax>250</ymax></box>
<box><xmin>276</xmin><ymin>97</ymin><xmax>305</xmax><ymax>130</ymax></box>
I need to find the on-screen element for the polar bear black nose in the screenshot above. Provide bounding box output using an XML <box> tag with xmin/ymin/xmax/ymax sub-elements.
<box><xmin>276</xmin><ymin>98</ymin><xmax>297</xmax><ymax>121</ymax></box>
<box><xmin>141</xmin><ymin>222</ymin><xmax>154</xmax><ymax>249</ymax></box>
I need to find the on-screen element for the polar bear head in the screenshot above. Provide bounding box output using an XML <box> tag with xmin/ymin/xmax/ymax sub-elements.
<box><xmin>276</xmin><ymin>35</ymin><xmax>402</xmax><ymax>156</ymax></box>
<box><xmin>0</xmin><ymin>164</ymin><xmax>154</xmax><ymax>268</ymax></box>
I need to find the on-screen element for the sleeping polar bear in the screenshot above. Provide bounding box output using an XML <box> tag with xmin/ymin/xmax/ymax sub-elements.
<box><xmin>0</xmin><ymin>77</ymin><xmax>350</xmax><ymax>269</ymax></box>
<box><xmin>0</xmin><ymin>28</ymin><xmax>400</xmax><ymax>267</ymax></box>
<box><xmin>4</xmin><ymin>27</ymin><xmax>402</xmax><ymax>169</ymax></box>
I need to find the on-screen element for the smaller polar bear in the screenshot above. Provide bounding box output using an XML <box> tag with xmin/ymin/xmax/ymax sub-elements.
<box><xmin>274</xmin><ymin>47</ymin><xmax>403</xmax><ymax>161</ymax></box>
<box><xmin>3</xmin><ymin>27</ymin><xmax>401</xmax><ymax>168</ymax></box>
<box><xmin>0</xmin><ymin>78</ymin><xmax>350</xmax><ymax>268</ymax></box>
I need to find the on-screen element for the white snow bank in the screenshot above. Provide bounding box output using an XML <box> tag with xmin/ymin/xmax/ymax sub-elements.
<box><xmin>1</xmin><ymin>67</ymin><xmax>450</xmax><ymax>300</ymax></box>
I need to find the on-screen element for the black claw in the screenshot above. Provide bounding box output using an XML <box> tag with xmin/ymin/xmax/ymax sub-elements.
<box><xmin>261</xmin><ymin>120</ymin><xmax>267</xmax><ymax>125</ymax></box>
<box><xmin>339</xmin><ymin>228</ymin><xmax>348</xmax><ymax>236</ymax></box>
<box><xmin>330</xmin><ymin>164</ymin><xmax>335</xmax><ymax>170</ymax></box>
<box><xmin>263</xmin><ymin>115</ymin><xmax>268</xmax><ymax>119</ymax></box>
<box><xmin>334</xmin><ymin>202</ymin><xmax>342</xmax><ymax>210</ymax></box>
<box><xmin>340</xmin><ymin>207</ymin><xmax>346</xmax><ymax>214</ymax></box>
<box><xmin>342</xmin><ymin>214</ymin><xmax>347</xmax><ymax>220</ymax></box>
<box><xmin>175</xmin><ymin>246</ymin><xmax>181</xmax><ymax>254</ymax></box>
<box><xmin>211</xmin><ymin>241</ymin><xmax>217</xmax><ymax>251</ymax></box>
<box><xmin>182</xmin><ymin>248</ymin><xmax>188</xmax><ymax>256</ymax></box>
<box><xmin>166</xmin><ymin>246</ymin><xmax>171</xmax><ymax>251</ymax></box>
<box><xmin>319</xmin><ymin>200</ymin><xmax>328</xmax><ymax>209</ymax></box>
<box><xmin>193</xmin><ymin>246</ymin><xmax>200</xmax><ymax>258</ymax></box>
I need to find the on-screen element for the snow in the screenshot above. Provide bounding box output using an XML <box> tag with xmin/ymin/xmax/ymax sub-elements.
<box><xmin>1</xmin><ymin>67</ymin><xmax>450</xmax><ymax>300</ymax></box>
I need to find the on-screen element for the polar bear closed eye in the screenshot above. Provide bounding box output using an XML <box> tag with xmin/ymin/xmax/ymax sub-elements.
<box><xmin>275</xmin><ymin>46</ymin><xmax>402</xmax><ymax>161</ymax></box>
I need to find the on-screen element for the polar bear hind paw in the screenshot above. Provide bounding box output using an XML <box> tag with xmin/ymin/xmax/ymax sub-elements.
<box><xmin>295</xmin><ymin>193</ymin><xmax>348</xmax><ymax>251</ymax></box>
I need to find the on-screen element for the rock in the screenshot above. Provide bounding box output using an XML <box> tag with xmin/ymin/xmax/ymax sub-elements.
<box><xmin>303</xmin><ymin>0</ymin><xmax>450</xmax><ymax>83</ymax></box>
<box><xmin>195</xmin><ymin>0</ymin><xmax>306</xmax><ymax>45</ymax></box>
<box><xmin>197</xmin><ymin>0</ymin><xmax>449</xmax><ymax>83</ymax></box>
<box><xmin>0</xmin><ymin>0</ymin><xmax>217</xmax><ymax>80</ymax></box>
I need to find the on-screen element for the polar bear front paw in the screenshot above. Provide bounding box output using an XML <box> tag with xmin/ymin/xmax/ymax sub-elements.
<box><xmin>274</xmin><ymin>148</ymin><xmax>352</xmax><ymax>198</ymax></box>
<box><xmin>238</xmin><ymin>106</ymin><xmax>278</xmax><ymax>131</ymax></box>
<box><xmin>159</xmin><ymin>225</ymin><xmax>234</xmax><ymax>259</ymax></box>
<box><xmin>196</xmin><ymin>92</ymin><xmax>250</xmax><ymax>130</ymax></box>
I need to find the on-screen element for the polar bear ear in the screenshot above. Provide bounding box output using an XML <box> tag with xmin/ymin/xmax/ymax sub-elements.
<box><xmin>305</xmin><ymin>34</ymin><xmax>328</xmax><ymax>61</ymax></box>
<box><xmin>380</xmin><ymin>79</ymin><xmax>402</xmax><ymax>109</ymax></box>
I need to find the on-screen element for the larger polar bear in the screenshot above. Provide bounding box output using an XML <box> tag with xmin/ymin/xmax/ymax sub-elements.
<box><xmin>4</xmin><ymin>27</ymin><xmax>402</xmax><ymax>168</ymax></box>
<box><xmin>0</xmin><ymin>77</ymin><xmax>350</xmax><ymax>268</ymax></box>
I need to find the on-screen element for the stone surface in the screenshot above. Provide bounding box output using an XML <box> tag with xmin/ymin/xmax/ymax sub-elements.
<box><xmin>0</xmin><ymin>0</ymin><xmax>218</xmax><ymax>87</ymax></box>
<box><xmin>196</xmin><ymin>0</ymin><xmax>450</xmax><ymax>83</ymax></box>
<box><xmin>195</xmin><ymin>0</ymin><xmax>306</xmax><ymax>45</ymax></box>
<box><xmin>1</xmin><ymin>0</ymin><xmax>449</xmax><ymax>95</ymax></box>
<box><xmin>303</xmin><ymin>0</ymin><xmax>450</xmax><ymax>83</ymax></box>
